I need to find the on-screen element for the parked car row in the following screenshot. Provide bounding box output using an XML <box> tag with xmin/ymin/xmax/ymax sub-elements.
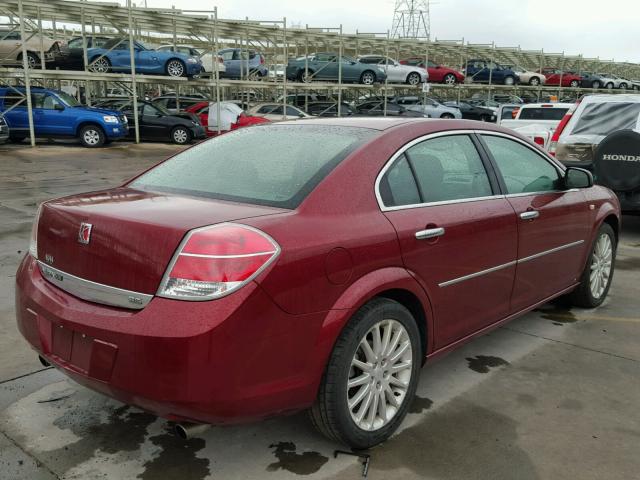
<box><xmin>3</xmin><ymin>30</ymin><xmax>638</xmax><ymax>90</ymax></box>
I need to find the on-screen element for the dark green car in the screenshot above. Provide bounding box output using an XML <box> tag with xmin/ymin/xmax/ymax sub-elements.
<box><xmin>286</xmin><ymin>53</ymin><xmax>387</xmax><ymax>85</ymax></box>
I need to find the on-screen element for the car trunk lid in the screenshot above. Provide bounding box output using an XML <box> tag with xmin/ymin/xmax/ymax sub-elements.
<box><xmin>36</xmin><ymin>187</ymin><xmax>287</xmax><ymax>295</ymax></box>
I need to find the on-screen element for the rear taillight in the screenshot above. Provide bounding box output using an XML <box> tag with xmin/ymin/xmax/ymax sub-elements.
<box><xmin>158</xmin><ymin>223</ymin><xmax>280</xmax><ymax>301</ymax></box>
<box><xmin>28</xmin><ymin>204</ymin><xmax>42</xmax><ymax>259</ymax></box>
<box><xmin>511</xmin><ymin>107</ymin><xmax>520</xmax><ymax>119</ymax></box>
<box><xmin>533</xmin><ymin>136</ymin><xmax>545</xmax><ymax>147</ymax></box>
<box><xmin>260</xmin><ymin>55</ymin><xmax>265</xmax><ymax>65</ymax></box>
<box><xmin>549</xmin><ymin>100</ymin><xmax>580</xmax><ymax>156</ymax></box>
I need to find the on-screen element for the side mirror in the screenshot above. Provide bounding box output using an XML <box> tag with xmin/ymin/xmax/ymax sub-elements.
<box><xmin>54</xmin><ymin>103</ymin><xmax>65</xmax><ymax>111</ymax></box>
<box><xmin>565</xmin><ymin>167</ymin><xmax>593</xmax><ymax>189</ymax></box>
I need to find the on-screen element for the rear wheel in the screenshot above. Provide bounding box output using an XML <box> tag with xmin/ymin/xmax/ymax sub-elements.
<box><xmin>570</xmin><ymin>80</ymin><xmax>580</xmax><ymax>88</ymax></box>
<box><xmin>569</xmin><ymin>223</ymin><xmax>616</xmax><ymax>308</ymax></box>
<box><xmin>440</xmin><ymin>112</ymin><xmax>455</xmax><ymax>119</ymax></box>
<box><xmin>166</xmin><ymin>59</ymin><xmax>186</xmax><ymax>77</ymax></box>
<box><xmin>443</xmin><ymin>73</ymin><xmax>457</xmax><ymax>85</ymax></box>
<box><xmin>360</xmin><ymin>70</ymin><xmax>377</xmax><ymax>85</ymax></box>
<box><xmin>309</xmin><ymin>298</ymin><xmax>421</xmax><ymax>449</ymax></box>
<box><xmin>297</xmin><ymin>70</ymin><xmax>314</xmax><ymax>83</ymax></box>
<box><xmin>503</xmin><ymin>75</ymin><xmax>515</xmax><ymax>86</ymax></box>
<box><xmin>619</xmin><ymin>82</ymin><xmax>628</xmax><ymax>90</ymax></box>
<box><xmin>529</xmin><ymin>76</ymin><xmax>541</xmax><ymax>86</ymax></box>
<box><xmin>605</xmin><ymin>82</ymin><xmax>614</xmax><ymax>89</ymax></box>
<box><xmin>79</xmin><ymin>124</ymin><xmax>105</xmax><ymax>148</ymax></box>
<box><xmin>24</xmin><ymin>52</ymin><xmax>40</xmax><ymax>69</ymax></box>
<box><xmin>406</xmin><ymin>72</ymin><xmax>421</xmax><ymax>86</ymax></box>
<box><xmin>592</xmin><ymin>80</ymin><xmax>601</xmax><ymax>89</ymax></box>
<box><xmin>171</xmin><ymin>126</ymin><xmax>191</xmax><ymax>145</ymax></box>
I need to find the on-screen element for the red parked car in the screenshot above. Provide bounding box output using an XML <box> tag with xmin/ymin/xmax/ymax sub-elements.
<box><xmin>16</xmin><ymin>118</ymin><xmax>620</xmax><ymax>448</ymax></box>
<box><xmin>185</xmin><ymin>101</ymin><xmax>269</xmax><ymax>137</ymax></box>
<box><xmin>400</xmin><ymin>58</ymin><xmax>465</xmax><ymax>84</ymax></box>
<box><xmin>539</xmin><ymin>68</ymin><xmax>582</xmax><ymax>88</ymax></box>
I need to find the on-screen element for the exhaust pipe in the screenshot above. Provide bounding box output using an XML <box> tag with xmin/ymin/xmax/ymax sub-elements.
<box><xmin>38</xmin><ymin>355</ymin><xmax>50</xmax><ymax>367</ymax></box>
<box><xmin>174</xmin><ymin>422</ymin><xmax>210</xmax><ymax>440</ymax></box>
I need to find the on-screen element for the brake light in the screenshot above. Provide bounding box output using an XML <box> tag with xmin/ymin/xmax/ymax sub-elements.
<box><xmin>158</xmin><ymin>223</ymin><xmax>280</xmax><ymax>300</ymax></box>
<box><xmin>549</xmin><ymin>100</ymin><xmax>580</xmax><ymax>156</ymax></box>
<box><xmin>533</xmin><ymin>136</ymin><xmax>545</xmax><ymax>146</ymax></box>
<box><xmin>511</xmin><ymin>107</ymin><xmax>520</xmax><ymax>119</ymax></box>
<box><xmin>260</xmin><ymin>55</ymin><xmax>265</xmax><ymax>65</ymax></box>
<box><xmin>29</xmin><ymin>204</ymin><xmax>43</xmax><ymax>259</ymax></box>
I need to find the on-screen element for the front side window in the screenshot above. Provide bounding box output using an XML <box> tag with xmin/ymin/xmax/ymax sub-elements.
<box><xmin>131</xmin><ymin>125</ymin><xmax>375</xmax><ymax>209</ymax></box>
<box><xmin>482</xmin><ymin>135</ymin><xmax>561</xmax><ymax>194</ymax></box>
<box><xmin>220</xmin><ymin>50</ymin><xmax>234</xmax><ymax>61</ymax></box>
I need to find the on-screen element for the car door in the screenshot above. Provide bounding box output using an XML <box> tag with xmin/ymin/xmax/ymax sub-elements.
<box><xmin>139</xmin><ymin>103</ymin><xmax>168</xmax><ymax>139</ymax></box>
<box><xmin>384</xmin><ymin>57</ymin><xmax>405</xmax><ymax>83</ymax></box>
<box><xmin>35</xmin><ymin>92</ymin><xmax>75</xmax><ymax>136</ymax></box>
<box><xmin>0</xmin><ymin>31</ymin><xmax>21</xmax><ymax>64</ymax></box>
<box><xmin>313</xmin><ymin>54</ymin><xmax>335</xmax><ymax>80</ymax></box>
<box><xmin>478</xmin><ymin>133</ymin><xmax>592</xmax><ymax>312</ymax></box>
<box><xmin>379</xmin><ymin>132</ymin><xmax>518</xmax><ymax>349</ymax></box>
<box><xmin>135</xmin><ymin>44</ymin><xmax>162</xmax><ymax>73</ymax></box>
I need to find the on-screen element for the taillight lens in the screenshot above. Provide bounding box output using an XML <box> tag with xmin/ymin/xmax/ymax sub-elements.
<box><xmin>158</xmin><ymin>223</ymin><xmax>280</xmax><ymax>301</ymax></box>
<box><xmin>533</xmin><ymin>136</ymin><xmax>545</xmax><ymax>147</ymax></box>
<box><xmin>28</xmin><ymin>204</ymin><xmax>42</xmax><ymax>259</ymax></box>
<box><xmin>549</xmin><ymin>100</ymin><xmax>580</xmax><ymax>156</ymax></box>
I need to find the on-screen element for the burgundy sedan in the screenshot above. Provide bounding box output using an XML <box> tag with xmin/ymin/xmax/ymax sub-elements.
<box><xmin>16</xmin><ymin>118</ymin><xmax>619</xmax><ymax>448</ymax></box>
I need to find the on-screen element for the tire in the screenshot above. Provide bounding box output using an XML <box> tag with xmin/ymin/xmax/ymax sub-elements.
<box><xmin>443</xmin><ymin>73</ymin><xmax>457</xmax><ymax>85</ymax></box>
<box><xmin>406</xmin><ymin>72</ymin><xmax>421</xmax><ymax>86</ymax></box>
<box><xmin>503</xmin><ymin>75</ymin><xmax>515</xmax><ymax>86</ymax></box>
<box><xmin>480</xmin><ymin>114</ymin><xmax>491</xmax><ymax>122</ymax></box>
<box><xmin>605</xmin><ymin>82</ymin><xmax>614</xmax><ymax>90</ymax></box>
<box><xmin>440</xmin><ymin>113</ymin><xmax>455</xmax><ymax>119</ymax></box>
<box><xmin>360</xmin><ymin>70</ymin><xmax>377</xmax><ymax>85</ymax></box>
<box><xmin>166</xmin><ymin>59</ymin><xmax>186</xmax><ymax>77</ymax></box>
<box><xmin>619</xmin><ymin>83</ymin><xmax>628</xmax><ymax>90</ymax></box>
<box><xmin>79</xmin><ymin>124</ymin><xmax>105</xmax><ymax>148</ymax></box>
<box><xmin>9</xmin><ymin>135</ymin><xmax>26</xmax><ymax>143</ymax></box>
<box><xmin>529</xmin><ymin>76</ymin><xmax>541</xmax><ymax>86</ymax></box>
<box><xmin>570</xmin><ymin>80</ymin><xmax>580</xmax><ymax>88</ymax></box>
<box><xmin>297</xmin><ymin>69</ymin><xmax>314</xmax><ymax>83</ymax></box>
<box><xmin>171</xmin><ymin>126</ymin><xmax>191</xmax><ymax>145</ymax></box>
<box><xmin>568</xmin><ymin>223</ymin><xmax>616</xmax><ymax>308</ymax></box>
<box><xmin>89</xmin><ymin>56</ymin><xmax>111</xmax><ymax>73</ymax></box>
<box><xmin>592</xmin><ymin>80</ymin><xmax>601</xmax><ymax>89</ymax></box>
<box><xmin>309</xmin><ymin>298</ymin><xmax>421</xmax><ymax>449</ymax></box>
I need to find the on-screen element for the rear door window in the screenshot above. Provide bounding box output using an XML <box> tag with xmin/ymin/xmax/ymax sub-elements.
<box><xmin>131</xmin><ymin>125</ymin><xmax>375</xmax><ymax>209</ymax></box>
<box><xmin>570</xmin><ymin>102</ymin><xmax>640</xmax><ymax>136</ymax></box>
<box><xmin>519</xmin><ymin>107</ymin><xmax>569</xmax><ymax>121</ymax></box>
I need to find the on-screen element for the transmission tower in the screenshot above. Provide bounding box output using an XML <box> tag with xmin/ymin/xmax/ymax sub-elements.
<box><xmin>391</xmin><ymin>0</ymin><xmax>431</xmax><ymax>40</ymax></box>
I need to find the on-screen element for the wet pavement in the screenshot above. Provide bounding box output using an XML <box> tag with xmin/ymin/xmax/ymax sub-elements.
<box><xmin>0</xmin><ymin>143</ymin><xmax>639</xmax><ymax>480</ymax></box>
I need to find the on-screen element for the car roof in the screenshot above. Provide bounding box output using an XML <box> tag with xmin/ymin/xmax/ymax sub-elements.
<box><xmin>520</xmin><ymin>103</ymin><xmax>574</xmax><ymax>108</ymax></box>
<box><xmin>278</xmin><ymin>117</ymin><xmax>437</xmax><ymax>131</ymax></box>
<box><xmin>581</xmin><ymin>94</ymin><xmax>640</xmax><ymax>104</ymax></box>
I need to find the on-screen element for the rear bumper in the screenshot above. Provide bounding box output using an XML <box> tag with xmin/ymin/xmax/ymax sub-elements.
<box><xmin>191</xmin><ymin>125</ymin><xmax>207</xmax><ymax>139</ymax></box>
<box><xmin>15</xmin><ymin>254</ymin><xmax>327</xmax><ymax>424</ymax></box>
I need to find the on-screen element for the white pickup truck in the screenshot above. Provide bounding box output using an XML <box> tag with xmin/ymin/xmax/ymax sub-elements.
<box><xmin>498</xmin><ymin>103</ymin><xmax>572</xmax><ymax>149</ymax></box>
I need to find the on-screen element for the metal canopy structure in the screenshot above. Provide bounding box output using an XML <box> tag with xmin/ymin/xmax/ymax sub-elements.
<box><xmin>0</xmin><ymin>0</ymin><xmax>639</xmax><ymax>147</ymax></box>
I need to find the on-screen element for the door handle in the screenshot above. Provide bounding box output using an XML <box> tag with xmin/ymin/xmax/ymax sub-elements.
<box><xmin>415</xmin><ymin>227</ymin><xmax>445</xmax><ymax>240</ymax></box>
<box><xmin>520</xmin><ymin>211</ymin><xmax>540</xmax><ymax>220</ymax></box>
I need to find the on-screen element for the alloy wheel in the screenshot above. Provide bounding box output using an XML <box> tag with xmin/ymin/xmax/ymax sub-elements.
<box><xmin>83</xmin><ymin>129</ymin><xmax>101</xmax><ymax>146</ymax></box>
<box><xmin>26</xmin><ymin>53</ymin><xmax>38</xmax><ymax>69</ymax></box>
<box><xmin>91</xmin><ymin>57</ymin><xmax>110</xmax><ymax>73</ymax></box>
<box><xmin>347</xmin><ymin>319</ymin><xmax>412</xmax><ymax>432</ymax></box>
<box><xmin>590</xmin><ymin>233</ymin><xmax>613</xmax><ymax>300</ymax></box>
<box><xmin>530</xmin><ymin>77</ymin><xmax>540</xmax><ymax>86</ymax></box>
<box><xmin>167</xmin><ymin>60</ymin><xmax>185</xmax><ymax>77</ymax></box>
<box><xmin>570</xmin><ymin>80</ymin><xmax>579</xmax><ymax>88</ymax></box>
<box><xmin>361</xmin><ymin>72</ymin><xmax>375</xmax><ymax>85</ymax></box>
<box><xmin>444</xmin><ymin>74</ymin><xmax>456</xmax><ymax>85</ymax></box>
<box><xmin>173</xmin><ymin>128</ymin><xmax>188</xmax><ymax>144</ymax></box>
<box><xmin>407</xmin><ymin>73</ymin><xmax>420</xmax><ymax>86</ymax></box>
<box><xmin>504</xmin><ymin>76</ymin><xmax>515</xmax><ymax>85</ymax></box>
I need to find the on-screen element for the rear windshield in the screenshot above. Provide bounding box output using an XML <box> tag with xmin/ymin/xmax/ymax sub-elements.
<box><xmin>571</xmin><ymin>102</ymin><xmax>640</xmax><ymax>135</ymax></box>
<box><xmin>519</xmin><ymin>107</ymin><xmax>568</xmax><ymax>121</ymax></box>
<box><xmin>130</xmin><ymin>124</ymin><xmax>375</xmax><ymax>209</ymax></box>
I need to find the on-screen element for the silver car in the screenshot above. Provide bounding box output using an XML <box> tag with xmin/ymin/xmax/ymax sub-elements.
<box><xmin>357</xmin><ymin>55</ymin><xmax>427</xmax><ymax>86</ymax></box>
<box><xmin>395</xmin><ymin>96</ymin><xmax>462</xmax><ymax>119</ymax></box>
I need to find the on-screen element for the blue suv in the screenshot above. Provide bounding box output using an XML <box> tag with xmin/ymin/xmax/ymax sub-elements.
<box><xmin>464</xmin><ymin>59</ymin><xmax>520</xmax><ymax>85</ymax></box>
<box><xmin>0</xmin><ymin>87</ymin><xmax>128</xmax><ymax>147</ymax></box>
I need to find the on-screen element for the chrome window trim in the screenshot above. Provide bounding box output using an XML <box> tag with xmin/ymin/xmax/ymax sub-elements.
<box><xmin>38</xmin><ymin>261</ymin><xmax>153</xmax><ymax>310</ymax></box>
<box><xmin>438</xmin><ymin>239</ymin><xmax>585</xmax><ymax>288</ymax></box>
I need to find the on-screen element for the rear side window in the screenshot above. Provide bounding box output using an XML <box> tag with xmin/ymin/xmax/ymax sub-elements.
<box><xmin>482</xmin><ymin>135</ymin><xmax>561</xmax><ymax>194</ymax></box>
<box><xmin>131</xmin><ymin>125</ymin><xmax>375</xmax><ymax>209</ymax></box>
<box><xmin>379</xmin><ymin>155</ymin><xmax>421</xmax><ymax>207</ymax></box>
<box><xmin>519</xmin><ymin>107</ymin><xmax>568</xmax><ymax>121</ymax></box>
<box><xmin>406</xmin><ymin>135</ymin><xmax>493</xmax><ymax>203</ymax></box>
<box><xmin>571</xmin><ymin>102</ymin><xmax>640</xmax><ymax>135</ymax></box>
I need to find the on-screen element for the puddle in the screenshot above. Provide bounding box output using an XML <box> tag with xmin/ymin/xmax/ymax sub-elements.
<box><xmin>537</xmin><ymin>306</ymin><xmax>578</xmax><ymax>324</ymax></box>
<box><xmin>408</xmin><ymin>395</ymin><xmax>433</xmax><ymax>414</ymax></box>
<box><xmin>465</xmin><ymin>355</ymin><xmax>510</xmax><ymax>374</ymax></box>
<box><xmin>139</xmin><ymin>429</ymin><xmax>209</xmax><ymax>480</ymax></box>
<box><xmin>267</xmin><ymin>441</ymin><xmax>329</xmax><ymax>475</ymax></box>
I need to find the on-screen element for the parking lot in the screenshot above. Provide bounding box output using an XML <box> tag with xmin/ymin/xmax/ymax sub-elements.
<box><xmin>0</xmin><ymin>142</ymin><xmax>638</xmax><ymax>480</ymax></box>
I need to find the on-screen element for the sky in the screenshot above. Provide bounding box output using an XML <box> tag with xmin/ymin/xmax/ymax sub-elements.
<box><xmin>129</xmin><ymin>0</ymin><xmax>640</xmax><ymax>63</ymax></box>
